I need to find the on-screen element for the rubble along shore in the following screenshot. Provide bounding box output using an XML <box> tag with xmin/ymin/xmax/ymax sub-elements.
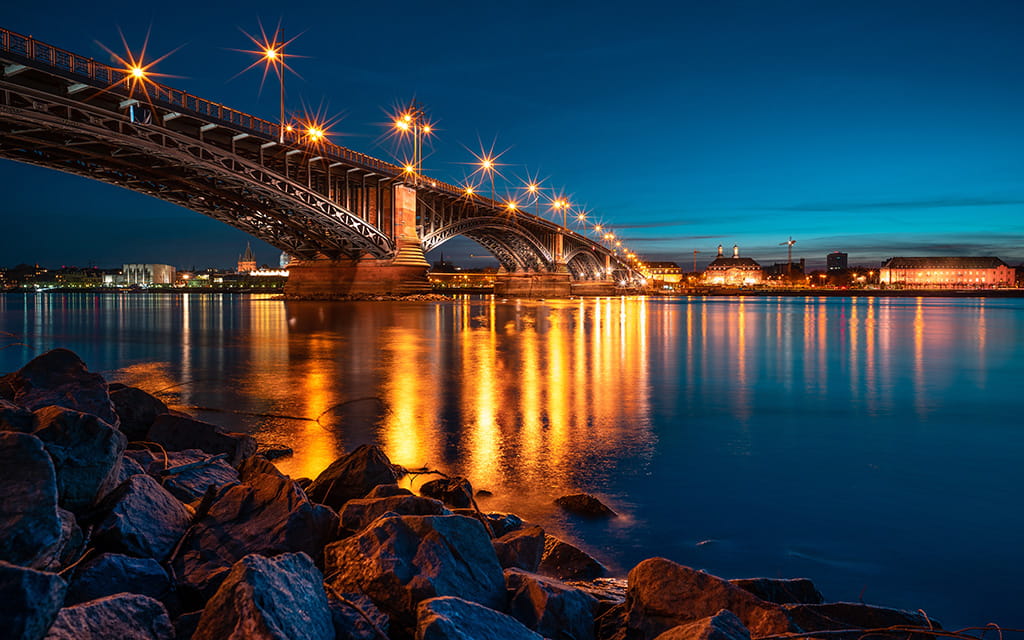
<box><xmin>1</xmin><ymin>348</ymin><xmax>946</xmax><ymax>640</ymax></box>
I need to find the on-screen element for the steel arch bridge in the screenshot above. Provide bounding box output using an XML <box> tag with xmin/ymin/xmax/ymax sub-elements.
<box><xmin>0</xmin><ymin>27</ymin><xmax>639</xmax><ymax>293</ymax></box>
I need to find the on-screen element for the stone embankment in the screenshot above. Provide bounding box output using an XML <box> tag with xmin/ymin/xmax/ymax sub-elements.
<box><xmin>1</xmin><ymin>348</ymin><xmax>945</xmax><ymax>640</ymax></box>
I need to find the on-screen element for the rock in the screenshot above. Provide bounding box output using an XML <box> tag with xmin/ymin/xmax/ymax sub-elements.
<box><xmin>624</xmin><ymin>558</ymin><xmax>791</xmax><ymax>640</ymax></box>
<box><xmin>65</xmin><ymin>554</ymin><xmax>173</xmax><ymax>608</ymax></box>
<box><xmin>173</xmin><ymin>611</ymin><xmax>202</xmax><ymax>640</ymax></box>
<box><xmin>109</xmin><ymin>386</ymin><xmax>167</xmax><ymax>442</ymax></box>
<box><xmin>785</xmin><ymin>602</ymin><xmax>940</xmax><ymax>637</ymax></box>
<box><xmin>0</xmin><ymin>432</ymin><xmax>64</xmax><ymax>569</ymax></box>
<box><xmin>328</xmin><ymin>591</ymin><xmax>391</xmax><ymax>640</ymax></box>
<box><xmin>365</xmin><ymin>483</ymin><xmax>414</xmax><ymax>498</ymax></box>
<box><xmin>505</xmin><ymin>568</ymin><xmax>600</xmax><ymax>640</ymax></box>
<box><xmin>92</xmin><ymin>474</ymin><xmax>191</xmax><ymax>562</ymax></box>
<box><xmin>124</xmin><ymin>448</ymin><xmax>162</xmax><ymax>474</ymax></box>
<box><xmin>32</xmin><ymin>405</ymin><xmax>126</xmax><ymax>514</ymax></box>
<box><xmin>147</xmin><ymin>414</ymin><xmax>256</xmax><ymax>467</ymax></box>
<box><xmin>0</xmin><ymin>561</ymin><xmax>67</xmax><ymax>640</ymax></box>
<box><xmin>476</xmin><ymin>489</ymin><xmax>493</xmax><ymax>497</ymax></box>
<box><xmin>731</xmin><ymin>577</ymin><xmax>823</xmax><ymax>605</ymax></box>
<box><xmin>595</xmin><ymin>603</ymin><xmax>627</xmax><ymax>640</ymax></box>
<box><xmin>45</xmin><ymin>593</ymin><xmax>174</xmax><ymax>640</ymax></box>
<box><xmin>8</xmin><ymin>349</ymin><xmax>118</xmax><ymax>427</ymax></box>
<box><xmin>555</xmin><ymin>493</ymin><xmax>617</xmax><ymax>518</ymax></box>
<box><xmin>324</xmin><ymin>515</ymin><xmax>506</xmax><ymax>635</ymax></box>
<box><xmin>192</xmin><ymin>553</ymin><xmax>333</xmax><ymax>640</ymax></box>
<box><xmin>259</xmin><ymin>444</ymin><xmax>294</xmax><ymax>460</ymax></box>
<box><xmin>116</xmin><ymin>455</ymin><xmax>148</xmax><ymax>485</ymax></box>
<box><xmin>53</xmin><ymin>508</ymin><xmax>84</xmax><ymax>569</ymax></box>
<box><xmin>160</xmin><ymin>449</ymin><xmax>240</xmax><ymax>504</ymax></box>
<box><xmin>306</xmin><ymin>444</ymin><xmax>399</xmax><ymax>510</ymax></box>
<box><xmin>0</xmin><ymin>398</ymin><xmax>35</xmax><ymax>432</ymax></box>
<box><xmin>0</xmin><ymin>372</ymin><xmax>15</xmax><ymax>401</ymax></box>
<box><xmin>451</xmin><ymin>510</ymin><xmax>524</xmax><ymax>537</ymax></box>
<box><xmin>653</xmin><ymin>610</ymin><xmax>751</xmax><ymax>640</ymax></box>
<box><xmin>419</xmin><ymin>477</ymin><xmax>474</xmax><ymax>509</ymax></box>
<box><xmin>416</xmin><ymin>596</ymin><xmax>543</xmax><ymax>640</ymax></box>
<box><xmin>174</xmin><ymin>459</ymin><xmax>338</xmax><ymax>602</ymax></box>
<box><xmin>340</xmin><ymin>495</ymin><xmax>451</xmax><ymax>532</ymax></box>
<box><xmin>493</xmin><ymin>525</ymin><xmax>545</xmax><ymax>572</ymax></box>
<box><xmin>567</xmin><ymin>578</ymin><xmax>628</xmax><ymax>612</ymax></box>
<box><xmin>539</xmin><ymin>535</ymin><xmax>607</xmax><ymax>581</ymax></box>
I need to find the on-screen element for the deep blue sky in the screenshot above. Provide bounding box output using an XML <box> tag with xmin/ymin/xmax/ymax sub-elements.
<box><xmin>2</xmin><ymin>1</ymin><xmax>1023</xmax><ymax>270</ymax></box>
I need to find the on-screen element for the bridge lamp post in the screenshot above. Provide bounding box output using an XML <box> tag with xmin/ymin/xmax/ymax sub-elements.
<box><xmin>478</xmin><ymin>156</ymin><xmax>497</xmax><ymax>202</ymax></box>
<box><xmin>526</xmin><ymin>182</ymin><xmax>541</xmax><ymax>216</ymax></box>
<box><xmin>259</xmin><ymin>34</ymin><xmax>286</xmax><ymax>143</ymax></box>
<box><xmin>394</xmin><ymin>106</ymin><xmax>429</xmax><ymax>185</ymax></box>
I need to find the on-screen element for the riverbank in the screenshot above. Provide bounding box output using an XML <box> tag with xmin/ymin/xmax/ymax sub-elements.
<box><xmin>1</xmin><ymin>347</ymin><xmax>988</xmax><ymax>639</ymax></box>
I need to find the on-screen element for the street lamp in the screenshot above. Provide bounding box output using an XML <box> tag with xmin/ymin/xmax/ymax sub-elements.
<box><xmin>393</xmin><ymin>102</ymin><xmax>431</xmax><ymax>185</ymax></box>
<box><xmin>236</xmin><ymin>24</ymin><xmax>299</xmax><ymax>144</ymax></box>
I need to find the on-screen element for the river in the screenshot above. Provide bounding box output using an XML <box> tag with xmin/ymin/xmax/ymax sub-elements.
<box><xmin>1</xmin><ymin>292</ymin><xmax>1021</xmax><ymax>628</ymax></box>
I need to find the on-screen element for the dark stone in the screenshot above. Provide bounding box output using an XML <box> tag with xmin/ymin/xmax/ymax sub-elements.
<box><xmin>53</xmin><ymin>508</ymin><xmax>84</xmax><ymax>569</ymax></box>
<box><xmin>328</xmin><ymin>591</ymin><xmax>391</xmax><ymax>640</ymax></box>
<box><xmin>539</xmin><ymin>535</ymin><xmax>607</xmax><ymax>582</ymax></box>
<box><xmin>785</xmin><ymin>602</ymin><xmax>940</xmax><ymax>638</ymax></box>
<box><xmin>624</xmin><ymin>558</ymin><xmax>791</xmax><ymax>640</ymax></box>
<box><xmin>306</xmin><ymin>444</ymin><xmax>399</xmax><ymax>510</ymax></box>
<box><xmin>365</xmin><ymin>483</ymin><xmax>414</xmax><ymax>498</ymax></box>
<box><xmin>110</xmin><ymin>386</ymin><xmax>167</xmax><ymax>442</ymax></box>
<box><xmin>147</xmin><ymin>414</ymin><xmax>256</xmax><ymax>467</ymax></box>
<box><xmin>339</xmin><ymin>495</ymin><xmax>451</xmax><ymax>532</ymax></box>
<box><xmin>416</xmin><ymin>596</ymin><xmax>543</xmax><ymax>640</ymax></box>
<box><xmin>451</xmin><ymin>510</ymin><xmax>524</xmax><ymax>537</ymax></box>
<box><xmin>0</xmin><ymin>561</ymin><xmax>67</xmax><ymax>640</ymax></box>
<box><xmin>46</xmin><ymin>593</ymin><xmax>174</xmax><ymax>640</ymax></box>
<box><xmin>419</xmin><ymin>477</ymin><xmax>474</xmax><ymax>509</ymax></box>
<box><xmin>116</xmin><ymin>455</ymin><xmax>148</xmax><ymax>485</ymax></box>
<box><xmin>567</xmin><ymin>578</ymin><xmax>628</xmax><ymax>612</ymax></box>
<box><xmin>595</xmin><ymin>603</ymin><xmax>627</xmax><ymax>640</ymax></box>
<box><xmin>192</xmin><ymin>553</ymin><xmax>333</xmax><ymax>640</ymax></box>
<box><xmin>93</xmin><ymin>474</ymin><xmax>191</xmax><ymax>562</ymax></box>
<box><xmin>65</xmin><ymin>553</ymin><xmax>173</xmax><ymax>608</ymax></box>
<box><xmin>652</xmin><ymin>610</ymin><xmax>751</xmax><ymax>640</ymax></box>
<box><xmin>0</xmin><ymin>372</ymin><xmax>15</xmax><ymax>401</ymax></box>
<box><xmin>0</xmin><ymin>398</ymin><xmax>35</xmax><ymax>432</ymax></box>
<box><xmin>259</xmin><ymin>444</ymin><xmax>294</xmax><ymax>460</ymax></box>
<box><xmin>476</xmin><ymin>489</ymin><xmax>493</xmax><ymax>497</ymax></box>
<box><xmin>324</xmin><ymin>515</ymin><xmax>506</xmax><ymax>636</ymax></box>
<box><xmin>174</xmin><ymin>459</ymin><xmax>338</xmax><ymax>602</ymax></box>
<box><xmin>160</xmin><ymin>449</ymin><xmax>240</xmax><ymax>504</ymax></box>
<box><xmin>731</xmin><ymin>577</ymin><xmax>823</xmax><ymax>605</ymax></box>
<box><xmin>555</xmin><ymin>493</ymin><xmax>617</xmax><ymax>518</ymax></box>
<box><xmin>0</xmin><ymin>432</ymin><xmax>63</xmax><ymax>569</ymax></box>
<box><xmin>492</xmin><ymin>525</ymin><xmax>545</xmax><ymax>572</ymax></box>
<box><xmin>173</xmin><ymin>611</ymin><xmax>202</xmax><ymax>640</ymax></box>
<box><xmin>32</xmin><ymin>405</ymin><xmax>126</xmax><ymax>514</ymax></box>
<box><xmin>124</xmin><ymin>448</ymin><xmax>162</xmax><ymax>474</ymax></box>
<box><xmin>9</xmin><ymin>349</ymin><xmax>118</xmax><ymax>426</ymax></box>
<box><xmin>505</xmin><ymin>568</ymin><xmax>600</xmax><ymax>640</ymax></box>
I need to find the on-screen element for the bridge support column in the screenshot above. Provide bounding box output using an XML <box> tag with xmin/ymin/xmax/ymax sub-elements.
<box><xmin>283</xmin><ymin>184</ymin><xmax>431</xmax><ymax>299</ymax></box>
<box><xmin>494</xmin><ymin>271</ymin><xmax>572</xmax><ymax>298</ymax></box>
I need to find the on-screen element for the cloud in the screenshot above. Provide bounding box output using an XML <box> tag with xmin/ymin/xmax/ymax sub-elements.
<box><xmin>774</xmin><ymin>196</ymin><xmax>1024</xmax><ymax>213</ymax></box>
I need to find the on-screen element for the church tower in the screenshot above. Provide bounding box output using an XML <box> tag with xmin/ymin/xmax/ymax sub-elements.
<box><xmin>237</xmin><ymin>243</ymin><xmax>257</xmax><ymax>274</ymax></box>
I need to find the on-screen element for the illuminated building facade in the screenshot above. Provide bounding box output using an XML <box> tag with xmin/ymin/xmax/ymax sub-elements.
<box><xmin>879</xmin><ymin>257</ymin><xmax>1015</xmax><ymax>288</ymax></box>
<box><xmin>703</xmin><ymin>245</ymin><xmax>763</xmax><ymax>286</ymax></box>
<box><xmin>123</xmin><ymin>264</ymin><xmax>176</xmax><ymax>285</ymax></box>
<box><xmin>827</xmin><ymin>252</ymin><xmax>848</xmax><ymax>271</ymax></box>
<box><xmin>646</xmin><ymin>261</ymin><xmax>683</xmax><ymax>284</ymax></box>
<box><xmin>237</xmin><ymin>243</ymin><xmax>257</xmax><ymax>274</ymax></box>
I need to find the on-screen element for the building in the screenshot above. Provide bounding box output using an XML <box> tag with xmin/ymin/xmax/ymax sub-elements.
<box><xmin>879</xmin><ymin>257</ymin><xmax>1015</xmax><ymax>288</ymax></box>
<box><xmin>645</xmin><ymin>261</ymin><xmax>683</xmax><ymax>284</ymax></box>
<box><xmin>123</xmin><ymin>264</ymin><xmax>176</xmax><ymax>286</ymax></box>
<box><xmin>827</xmin><ymin>252</ymin><xmax>848</xmax><ymax>271</ymax></box>
<box><xmin>702</xmin><ymin>245</ymin><xmax>763</xmax><ymax>286</ymax></box>
<box><xmin>237</xmin><ymin>243</ymin><xmax>257</xmax><ymax>274</ymax></box>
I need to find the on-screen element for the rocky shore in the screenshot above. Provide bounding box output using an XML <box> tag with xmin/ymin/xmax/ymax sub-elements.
<box><xmin>1</xmin><ymin>348</ymin><xmax>947</xmax><ymax>640</ymax></box>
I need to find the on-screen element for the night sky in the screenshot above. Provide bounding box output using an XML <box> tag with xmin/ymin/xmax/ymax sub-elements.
<box><xmin>2</xmin><ymin>1</ymin><xmax>1023</xmax><ymax>270</ymax></box>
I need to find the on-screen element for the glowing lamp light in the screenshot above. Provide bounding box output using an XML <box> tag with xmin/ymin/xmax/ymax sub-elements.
<box><xmin>285</xmin><ymin>125</ymin><xmax>294</xmax><ymax>132</ymax></box>
<box><xmin>394</xmin><ymin>119</ymin><xmax>410</xmax><ymax>131</ymax></box>
<box><xmin>306</xmin><ymin>126</ymin><xmax>324</xmax><ymax>142</ymax></box>
<box><xmin>403</xmin><ymin>164</ymin><xmax>415</xmax><ymax>174</ymax></box>
<box><xmin>263</xmin><ymin>47</ymin><xmax>279</xmax><ymax>61</ymax></box>
<box><xmin>594</xmin><ymin>224</ymin><xmax>603</xmax><ymax>232</ymax></box>
<box><xmin>464</xmin><ymin>186</ymin><xmax>475</xmax><ymax>195</ymax></box>
<box><xmin>505</xmin><ymin>201</ymin><xmax>519</xmax><ymax>212</ymax></box>
<box><xmin>527</xmin><ymin>183</ymin><xmax>539</xmax><ymax>194</ymax></box>
<box><xmin>422</xmin><ymin>124</ymin><xmax>432</xmax><ymax>134</ymax></box>
<box><xmin>129</xmin><ymin>66</ymin><xmax>146</xmax><ymax>79</ymax></box>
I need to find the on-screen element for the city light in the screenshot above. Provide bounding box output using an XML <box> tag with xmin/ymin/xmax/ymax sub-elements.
<box><xmin>235</xmin><ymin>21</ymin><xmax>302</xmax><ymax>142</ymax></box>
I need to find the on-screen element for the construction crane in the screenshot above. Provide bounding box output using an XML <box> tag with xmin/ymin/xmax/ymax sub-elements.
<box><xmin>779</xmin><ymin>237</ymin><xmax>796</xmax><ymax>278</ymax></box>
<box><xmin>692</xmin><ymin>249</ymin><xmax>700</xmax><ymax>274</ymax></box>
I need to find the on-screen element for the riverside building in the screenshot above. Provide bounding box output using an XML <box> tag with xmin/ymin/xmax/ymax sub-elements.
<box><xmin>702</xmin><ymin>245</ymin><xmax>763</xmax><ymax>286</ymax></box>
<box><xmin>879</xmin><ymin>257</ymin><xmax>1015</xmax><ymax>288</ymax></box>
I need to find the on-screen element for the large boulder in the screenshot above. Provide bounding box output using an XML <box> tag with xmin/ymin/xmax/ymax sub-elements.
<box><xmin>159</xmin><ymin>449</ymin><xmax>240</xmax><ymax>504</ymax></box>
<box><xmin>624</xmin><ymin>558</ymin><xmax>792</xmax><ymax>640</ymax></box>
<box><xmin>32</xmin><ymin>406</ymin><xmax>126</xmax><ymax>514</ymax></box>
<box><xmin>785</xmin><ymin>602</ymin><xmax>940</xmax><ymax>637</ymax></box>
<box><xmin>306</xmin><ymin>444</ymin><xmax>398</xmax><ymax>510</ymax></box>
<box><xmin>492</xmin><ymin>525</ymin><xmax>545</xmax><ymax>572</ymax></box>
<box><xmin>416</xmin><ymin>596</ymin><xmax>543</xmax><ymax>640</ymax></box>
<box><xmin>109</xmin><ymin>386</ymin><xmax>167</xmax><ymax>442</ymax></box>
<box><xmin>419</xmin><ymin>477</ymin><xmax>474</xmax><ymax>509</ymax></box>
<box><xmin>339</xmin><ymin>495</ymin><xmax>451</xmax><ymax>532</ymax></box>
<box><xmin>653</xmin><ymin>610</ymin><xmax>751</xmax><ymax>640</ymax></box>
<box><xmin>174</xmin><ymin>458</ymin><xmax>338</xmax><ymax>602</ymax></box>
<box><xmin>53</xmin><ymin>508</ymin><xmax>84</xmax><ymax>570</ymax></box>
<box><xmin>192</xmin><ymin>553</ymin><xmax>333</xmax><ymax>640</ymax></box>
<box><xmin>538</xmin><ymin>535</ymin><xmax>607</xmax><ymax>581</ymax></box>
<box><xmin>0</xmin><ymin>398</ymin><xmax>35</xmax><ymax>432</ymax></box>
<box><xmin>731</xmin><ymin>577</ymin><xmax>823</xmax><ymax>605</ymax></box>
<box><xmin>92</xmin><ymin>474</ymin><xmax>191</xmax><ymax>562</ymax></box>
<box><xmin>146</xmin><ymin>414</ymin><xmax>256</xmax><ymax>467</ymax></box>
<box><xmin>324</xmin><ymin>514</ymin><xmax>506</xmax><ymax>635</ymax></box>
<box><xmin>45</xmin><ymin>593</ymin><xmax>174</xmax><ymax>640</ymax></box>
<box><xmin>365</xmin><ymin>484</ymin><xmax>414</xmax><ymax>498</ymax></box>
<box><xmin>555</xmin><ymin>493</ymin><xmax>617</xmax><ymax>518</ymax></box>
<box><xmin>505</xmin><ymin>568</ymin><xmax>600</xmax><ymax>640</ymax></box>
<box><xmin>8</xmin><ymin>349</ymin><xmax>118</xmax><ymax>426</ymax></box>
<box><xmin>0</xmin><ymin>561</ymin><xmax>67</xmax><ymax>640</ymax></box>
<box><xmin>328</xmin><ymin>591</ymin><xmax>391</xmax><ymax>640</ymax></box>
<box><xmin>65</xmin><ymin>553</ymin><xmax>173</xmax><ymax>607</ymax></box>
<box><xmin>0</xmin><ymin>432</ymin><xmax>64</xmax><ymax>569</ymax></box>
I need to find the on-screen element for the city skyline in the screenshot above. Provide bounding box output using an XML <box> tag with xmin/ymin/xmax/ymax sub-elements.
<box><xmin>2</xmin><ymin>1</ymin><xmax>1023</xmax><ymax>269</ymax></box>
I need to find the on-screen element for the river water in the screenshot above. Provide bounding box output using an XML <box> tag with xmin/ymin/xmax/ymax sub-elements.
<box><xmin>1</xmin><ymin>293</ymin><xmax>1021</xmax><ymax>628</ymax></box>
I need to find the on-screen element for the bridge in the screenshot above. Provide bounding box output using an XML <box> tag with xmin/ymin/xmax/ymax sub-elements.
<box><xmin>0</xmin><ymin>27</ymin><xmax>643</xmax><ymax>297</ymax></box>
